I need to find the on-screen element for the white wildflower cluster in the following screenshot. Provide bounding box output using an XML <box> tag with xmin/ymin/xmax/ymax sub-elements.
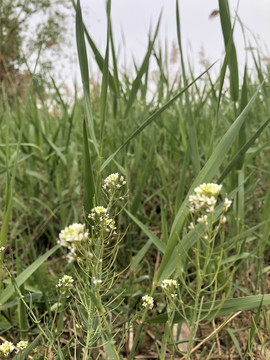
<box><xmin>142</xmin><ymin>295</ymin><xmax>154</xmax><ymax>309</ymax></box>
<box><xmin>57</xmin><ymin>223</ymin><xmax>89</xmax><ymax>263</ymax></box>
<box><xmin>88</xmin><ymin>206</ymin><xmax>116</xmax><ymax>235</ymax></box>
<box><xmin>0</xmin><ymin>340</ymin><xmax>28</xmax><ymax>357</ymax></box>
<box><xmin>161</xmin><ymin>279</ymin><xmax>178</xmax><ymax>298</ymax></box>
<box><xmin>188</xmin><ymin>183</ymin><xmax>232</xmax><ymax>231</ymax></box>
<box><xmin>103</xmin><ymin>173</ymin><xmax>126</xmax><ymax>195</ymax></box>
<box><xmin>0</xmin><ymin>341</ymin><xmax>14</xmax><ymax>357</ymax></box>
<box><xmin>56</xmin><ymin>275</ymin><xmax>74</xmax><ymax>292</ymax></box>
<box><xmin>16</xmin><ymin>340</ymin><xmax>28</xmax><ymax>351</ymax></box>
<box><xmin>189</xmin><ymin>183</ymin><xmax>222</xmax><ymax>214</ymax></box>
<box><xmin>0</xmin><ymin>246</ymin><xmax>5</xmax><ymax>252</ymax></box>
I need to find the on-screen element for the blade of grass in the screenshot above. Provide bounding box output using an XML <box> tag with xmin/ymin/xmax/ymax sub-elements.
<box><xmin>72</xmin><ymin>0</ymin><xmax>117</xmax><ymax>95</ymax></box>
<box><xmin>124</xmin><ymin>209</ymin><xmax>165</xmax><ymax>253</ymax></box>
<box><xmin>227</xmin><ymin>328</ymin><xmax>243</xmax><ymax>360</ymax></box>
<box><xmin>75</xmin><ymin>0</ymin><xmax>98</xmax><ymax>153</ymax></box>
<box><xmin>176</xmin><ymin>0</ymin><xmax>200</xmax><ymax>174</ymax></box>
<box><xmin>83</xmin><ymin>118</ymin><xmax>96</xmax><ymax>214</ymax></box>
<box><xmin>110</xmin><ymin>24</ymin><xmax>121</xmax><ymax>98</ymax></box>
<box><xmin>219</xmin><ymin>0</ymin><xmax>239</xmax><ymax>102</ymax></box>
<box><xmin>243</xmin><ymin>296</ymin><xmax>264</xmax><ymax>358</ymax></box>
<box><xmin>124</xmin><ymin>13</ymin><xmax>162</xmax><ymax>117</ymax></box>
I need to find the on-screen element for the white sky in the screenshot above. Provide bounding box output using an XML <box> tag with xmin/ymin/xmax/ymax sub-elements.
<box><xmin>56</xmin><ymin>0</ymin><xmax>270</xmax><ymax>91</ymax></box>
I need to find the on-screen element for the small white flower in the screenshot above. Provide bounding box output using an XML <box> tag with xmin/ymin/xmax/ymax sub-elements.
<box><xmin>206</xmin><ymin>206</ymin><xmax>215</xmax><ymax>213</ymax></box>
<box><xmin>220</xmin><ymin>215</ymin><xmax>227</xmax><ymax>224</ymax></box>
<box><xmin>142</xmin><ymin>295</ymin><xmax>154</xmax><ymax>309</ymax></box>
<box><xmin>0</xmin><ymin>246</ymin><xmax>5</xmax><ymax>252</ymax></box>
<box><xmin>16</xmin><ymin>340</ymin><xmax>28</xmax><ymax>351</ymax></box>
<box><xmin>224</xmin><ymin>197</ymin><xmax>232</xmax><ymax>212</ymax></box>
<box><xmin>197</xmin><ymin>215</ymin><xmax>208</xmax><ymax>224</ymax></box>
<box><xmin>207</xmin><ymin>196</ymin><xmax>217</xmax><ymax>206</ymax></box>
<box><xmin>93</xmin><ymin>277</ymin><xmax>102</xmax><ymax>285</ymax></box>
<box><xmin>0</xmin><ymin>341</ymin><xmax>15</xmax><ymax>357</ymax></box>
<box><xmin>188</xmin><ymin>222</ymin><xmax>195</xmax><ymax>230</ymax></box>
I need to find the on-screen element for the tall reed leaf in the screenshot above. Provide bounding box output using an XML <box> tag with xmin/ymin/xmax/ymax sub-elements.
<box><xmin>124</xmin><ymin>13</ymin><xmax>162</xmax><ymax>117</ymax></box>
<box><xmin>0</xmin><ymin>99</ymin><xmax>22</xmax><ymax>268</ymax></box>
<box><xmin>219</xmin><ymin>0</ymin><xmax>239</xmax><ymax>102</ymax></box>
<box><xmin>176</xmin><ymin>0</ymin><xmax>200</xmax><ymax>174</ymax></box>
<box><xmin>72</xmin><ymin>0</ymin><xmax>117</xmax><ymax>95</ymax></box>
<box><xmin>75</xmin><ymin>0</ymin><xmax>98</xmax><ymax>153</ymax></box>
<box><xmin>83</xmin><ymin>118</ymin><xmax>96</xmax><ymax>213</ymax></box>
<box><xmin>100</xmin><ymin>0</ymin><xmax>111</xmax><ymax>146</ymax></box>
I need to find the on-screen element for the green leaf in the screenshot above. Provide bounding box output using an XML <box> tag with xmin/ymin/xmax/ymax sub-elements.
<box><xmin>124</xmin><ymin>13</ymin><xmax>162</xmax><ymax>117</ymax></box>
<box><xmin>219</xmin><ymin>0</ymin><xmax>239</xmax><ymax>101</ymax></box>
<box><xmin>83</xmin><ymin>118</ymin><xmax>96</xmax><ymax>214</ymax></box>
<box><xmin>147</xmin><ymin>294</ymin><xmax>270</xmax><ymax>324</ymax></box>
<box><xmin>176</xmin><ymin>0</ymin><xmax>200</xmax><ymax>173</ymax></box>
<box><xmin>124</xmin><ymin>209</ymin><xmax>165</xmax><ymax>253</ymax></box>
<box><xmin>0</xmin><ymin>245</ymin><xmax>60</xmax><ymax>307</ymax></box>
<box><xmin>75</xmin><ymin>0</ymin><xmax>98</xmax><ymax>153</ymax></box>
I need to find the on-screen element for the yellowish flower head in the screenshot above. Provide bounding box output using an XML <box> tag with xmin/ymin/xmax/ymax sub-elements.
<box><xmin>195</xmin><ymin>183</ymin><xmax>222</xmax><ymax>197</ymax></box>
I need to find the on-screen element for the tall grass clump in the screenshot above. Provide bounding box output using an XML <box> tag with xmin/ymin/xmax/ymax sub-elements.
<box><xmin>0</xmin><ymin>0</ymin><xmax>270</xmax><ymax>358</ymax></box>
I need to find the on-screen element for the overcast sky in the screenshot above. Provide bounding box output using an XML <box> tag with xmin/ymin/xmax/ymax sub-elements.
<box><xmin>57</xmin><ymin>0</ymin><xmax>270</xmax><ymax>90</ymax></box>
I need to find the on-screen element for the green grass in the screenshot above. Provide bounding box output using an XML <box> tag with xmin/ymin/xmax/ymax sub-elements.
<box><xmin>0</xmin><ymin>0</ymin><xmax>270</xmax><ymax>358</ymax></box>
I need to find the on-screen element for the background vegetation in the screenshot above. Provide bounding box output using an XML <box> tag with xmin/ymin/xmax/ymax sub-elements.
<box><xmin>0</xmin><ymin>0</ymin><xmax>270</xmax><ymax>358</ymax></box>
